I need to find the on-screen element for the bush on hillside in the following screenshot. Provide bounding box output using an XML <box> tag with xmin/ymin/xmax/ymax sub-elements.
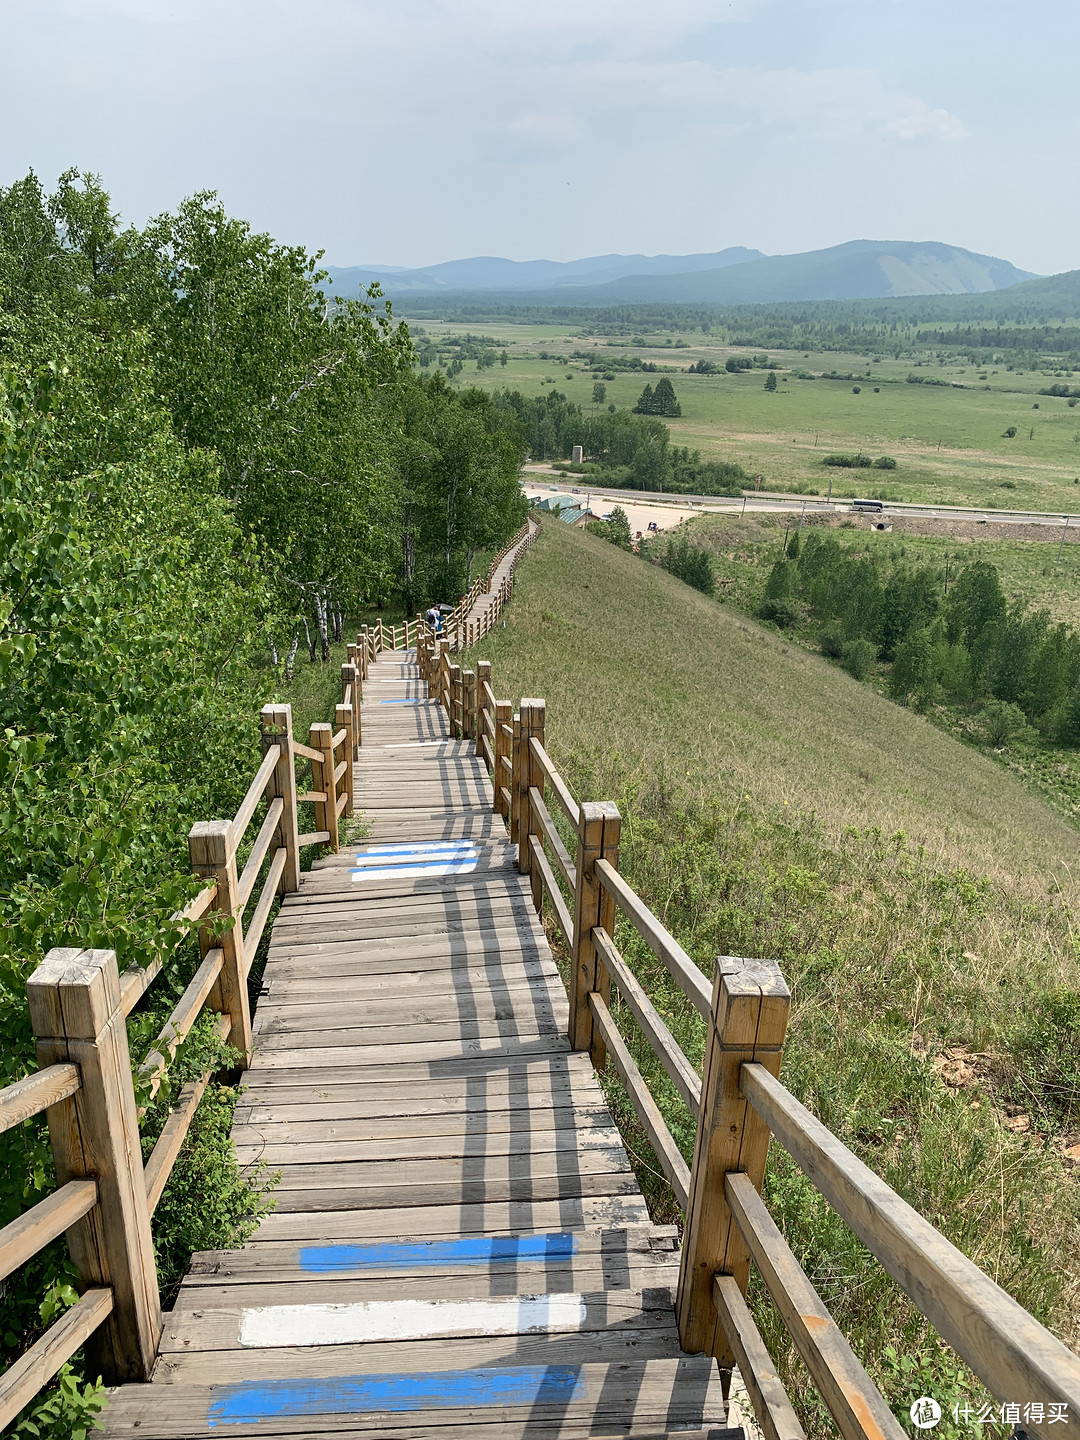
<box><xmin>822</xmin><ymin>453</ymin><xmax>873</xmax><ymax>468</ymax></box>
<box><xmin>758</xmin><ymin>596</ymin><xmax>800</xmax><ymax>628</ymax></box>
<box><xmin>841</xmin><ymin>637</ymin><xmax>878</xmax><ymax>680</ymax></box>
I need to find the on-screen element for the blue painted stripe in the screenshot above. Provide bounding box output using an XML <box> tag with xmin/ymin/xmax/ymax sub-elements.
<box><xmin>208</xmin><ymin>1365</ymin><xmax>586</xmax><ymax>1425</ymax></box>
<box><xmin>378</xmin><ymin>698</ymin><xmax>426</xmax><ymax>704</ymax></box>
<box><xmin>298</xmin><ymin>1233</ymin><xmax>577</xmax><ymax>1273</ymax></box>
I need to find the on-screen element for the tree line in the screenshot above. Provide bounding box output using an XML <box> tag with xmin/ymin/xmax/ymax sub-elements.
<box><xmin>496</xmin><ymin>387</ymin><xmax>746</xmax><ymax>495</ymax></box>
<box><xmin>0</xmin><ymin>168</ymin><xmax>525</xmax><ymax>1427</ymax></box>
<box><xmin>759</xmin><ymin>533</ymin><xmax>1080</xmax><ymax>742</ymax></box>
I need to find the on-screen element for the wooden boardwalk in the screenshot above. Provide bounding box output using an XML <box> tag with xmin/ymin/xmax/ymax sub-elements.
<box><xmin>101</xmin><ymin>646</ymin><xmax>733</xmax><ymax>1437</ymax></box>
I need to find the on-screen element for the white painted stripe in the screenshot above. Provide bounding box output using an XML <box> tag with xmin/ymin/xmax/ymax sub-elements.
<box><xmin>238</xmin><ymin>1294</ymin><xmax>587</xmax><ymax>1349</ymax></box>
<box><xmin>383</xmin><ymin>740</ymin><xmax>452</xmax><ymax>749</ymax></box>
<box><xmin>351</xmin><ymin>859</ymin><xmax>479</xmax><ymax>881</ymax></box>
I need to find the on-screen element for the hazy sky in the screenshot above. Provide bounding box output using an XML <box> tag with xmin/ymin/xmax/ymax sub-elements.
<box><xmin>2</xmin><ymin>0</ymin><xmax>1077</xmax><ymax>274</ymax></box>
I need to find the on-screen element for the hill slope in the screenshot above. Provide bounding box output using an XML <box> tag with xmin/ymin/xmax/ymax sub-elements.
<box><xmin>566</xmin><ymin>240</ymin><xmax>1035</xmax><ymax>303</ymax></box>
<box><xmin>475</xmin><ymin>520</ymin><xmax>1074</xmax><ymax>891</ymax></box>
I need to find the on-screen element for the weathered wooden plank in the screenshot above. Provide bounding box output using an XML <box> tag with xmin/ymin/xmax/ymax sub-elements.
<box><xmin>267</xmin><ymin>1170</ymin><xmax>642</xmax><ymax>1214</ymax></box>
<box><xmin>230</xmin><ymin>1104</ymin><xmax>611</xmax><ymax>1146</ymax></box>
<box><xmin>249</xmin><ymin>1035</ymin><xmax>574</xmax><ymax>1071</ymax></box>
<box><xmin>232</xmin><ymin>1123</ymin><xmax>623</xmax><ymax>1167</ymax></box>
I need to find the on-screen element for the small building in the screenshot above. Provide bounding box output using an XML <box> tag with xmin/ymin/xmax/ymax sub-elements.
<box><xmin>571</xmin><ymin>444</ymin><xmax>584</xmax><ymax>463</ymax></box>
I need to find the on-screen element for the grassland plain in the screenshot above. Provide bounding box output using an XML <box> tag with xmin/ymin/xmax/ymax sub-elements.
<box><xmin>466</xmin><ymin>518</ymin><xmax>1080</xmax><ymax>1437</ymax></box>
<box><xmin>423</xmin><ymin>318</ymin><xmax>1080</xmax><ymax>510</ymax></box>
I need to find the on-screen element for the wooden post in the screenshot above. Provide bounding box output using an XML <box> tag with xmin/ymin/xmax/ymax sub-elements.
<box><xmin>440</xmin><ymin>646</ymin><xmax>450</xmax><ymax>717</ymax></box>
<box><xmin>358</xmin><ymin>628</ymin><xmax>369</xmax><ymax>680</ymax></box>
<box><xmin>527</xmin><ymin>702</ymin><xmax>547</xmax><ymax>913</ymax></box>
<box><xmin>510</xmin><ymin>712</ymin><xmax>522</xmax><ymax>844</ymax></box>
<box><xmin>515</xmin><ymin>700</ymin><xmax>543</xmax><ymax>876</ymax></box>
<box><xmin>570</xmin><ymin>801</ymin><xmax>621</xmax><ymax>1064</ymax></box>
<box><xmin>475</xmin><ymin>660</ymin><xmax>491</xmax><ymax>758</ymax></box>
<box><xmin>462</xmin><ymin>669</ymin><xmax>476</xmax><ymax>741</ymax></box>
<box><xmin>341</xmin><ymin>663</ymin><xmax>361</xmax><ymax>754</ymax></box>
<box><xmin>676</xmin><ymin>957</ymin><xmax>790</xmax><ymax>1357</ymax></box>
<box><xmin>310</xmin><ymin>722</ymin><xmax>339</xmax><ymax>853</ymax></box>
<box><xmin>260</xmin><ymin>703</ymin><xmax>301</xmax><ymax>894</ymax></box>
<box><xmin>189</xmin><ymin>819</ymin><xmax>253</xmax><ymax>1061</ymax></box>
<box><xmin>27</xmin><ymin>948</ymin><xmax>162</xmax><ymax>1382</ymax></box>
<box><xmin>449</xmin><ymin>664</ymin><xmax>462</xmax><ymax>738</ymax></box>
<box><xmin>377</xmin><ymin>618</ymin><xmax>385</xmax><ymax>652</ymax></box>
<box><xmin>494</xmin><ymin>700</ymin><xmax>511</xmax><ymax>813</ymax></box>
<box><xmin>336</xmin><ymin>703</ymin><xmax>355</xmax><ymax>815</ymax></box>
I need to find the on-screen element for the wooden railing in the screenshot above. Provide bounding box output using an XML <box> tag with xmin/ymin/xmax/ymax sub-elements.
<box><xmin>420</xmin><ymin>529</ymin><xmax>1080</xmax><ymax>1440</ymax></box>
<box><xmin>0</xmin><ymin>673</ymin><xmax>360</xmax><ymax>1428</ymax></box>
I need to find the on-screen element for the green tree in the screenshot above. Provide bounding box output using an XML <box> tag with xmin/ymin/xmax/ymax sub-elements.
<box><xmin>592</xmin><ymin>381</ymin><xmax>606</xmax><ymax>405</ymax></box>
<box><xmin>651</xmin><ymin>377</ymin><xmax>682</xmax><ymax>416</ymax></box>
<box><xmin>606</xmin><ymin>505</ymin><xmax>633</xmax><ymax>550</ymax></box>
<box><xmin>764</xmin><ymin>371</ymin><xmax>777</xmax><ymax>392</ymax></box>
<box><xmin>633</xmin><ymin>383</ymin><xmax>655</xmax><ymax>414</ymax></box>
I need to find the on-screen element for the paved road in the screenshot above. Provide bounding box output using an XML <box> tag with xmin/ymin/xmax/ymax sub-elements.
<box><xmin>523</xmin><ymin>468</ymin><xmax>1080</xmax><ymax>529</ymax></box>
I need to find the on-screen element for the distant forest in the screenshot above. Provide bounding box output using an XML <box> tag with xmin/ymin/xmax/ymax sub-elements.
<box><xmin>395</xmin><ymin>274</ymin><xmax>1080</xmax><ymax>367</ymax></box>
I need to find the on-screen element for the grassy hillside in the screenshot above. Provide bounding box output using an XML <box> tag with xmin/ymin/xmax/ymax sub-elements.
<box><xmin>467</xmin><ymin>518</ymin><xmax>1080</xmax><ymax>1432</ymax></box>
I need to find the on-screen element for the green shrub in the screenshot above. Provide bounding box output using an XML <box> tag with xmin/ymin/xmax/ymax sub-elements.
<box><xmin>977</xmin><ymin>699</ymin><xmax>1035</xmax><ymax>749</ymax></box>
<box><xmin>841</xmin><ymin>638</ymin><xmax>878</xmax><ymax>680</ymax></box>
<box><xmin>758</xmin><ymin>597</ymin><xmax>800</xmax><ymax>628</ymax></box>
<box><xmin>873</xmin><ymin>456</ymin><xmax>897</xmax><ymax>469</ymax></box>
<box><xmin>822</xmin><ymin>453</ymin><xmax>872</xmax><ymax>468</ymax></box>
<box><xmin>819</xmin><ymin>621</ymin><xmax>846</xmax><ymax>658</ymax></box>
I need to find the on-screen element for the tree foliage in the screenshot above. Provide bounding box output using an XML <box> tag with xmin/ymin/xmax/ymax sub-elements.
<box><xmin>0</xmin><ymin>168</ymin><xmax>527</xmax><ymax>1426</ymax></box>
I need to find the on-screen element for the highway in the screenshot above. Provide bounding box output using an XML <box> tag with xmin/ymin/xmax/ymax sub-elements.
<box><xmin>522</xmin><ymin>467</ymin><xmax>1080</xmax><ymax>529</ymax></box>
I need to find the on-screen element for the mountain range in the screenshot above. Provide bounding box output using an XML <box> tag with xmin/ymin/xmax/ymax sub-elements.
<box><xmin>323</xmin><ymin>240</ymin><xmax>1037</xmax><ymax>306</ymax></box>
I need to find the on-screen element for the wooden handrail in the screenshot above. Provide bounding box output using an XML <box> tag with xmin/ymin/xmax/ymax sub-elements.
<box><xmin>594</xmin><ymin>858</ymin><xmax>711</xmax><ymax>1019</ymax></box>
<box><xmin>294</xmin><ymin>740</ymin><xmax>325</xmax><ymax>764</ymax></box>
<box><xmin>242</xmin><ymin>847</ymin><xmax>288</xmax><ymax>975</ymax></box>
<box><xmin>592</xmin><ymin>925</ymin><xmax>701</xmax><ymax>1116</ymax></box>
<box><xmin>0</xmin><ymin>1179</ymin><xmax>98</xmax><ymax>1286</ymax></box>
<box><xmin>589</xmin><ymin>991</ymin><xmax>690</xmax><ymax>1208</ymax></box>
<box><xmin>741</xmin><ymin>1062</ymin><xmax>1080</xmax><ymax>1421</ymax></box>
<box><xmin>0</xmin><ymin>1287</ymin><xmax>114</xmax><ymax>1433</ymax></box>
<box><xmin>138</xmin><ymin>947</ymin><xmax>225</xmax><ymax>1102</ymax></box>
<box><xmin>232</xmin><ymin>743</ymin><xmax>280</xmax><ymax>843</ymax></box>
<box><xmin>141</xmin><ymin>1003</ymin><xmax>228</xmax><ymax>1221</ymax></box>
<box><xmin>528</xmin><ymin>786</ymin><xmax>576</xmax><ymax>891</ymax></box>
<box><xmin>0</xmin><ymin>1064</ymin><xmax>81</xmax><ymax>1136</ymax></box>
<box><xmin>526</xmin><ymin>833</ymin><xmax>573</xmax><ymax>942</ymax></box>
<box><xmin>725</xmin><ymin>1171</ymin><xmax>905</xmax><ymax>1440</ymax></box>
<box><xmin>528</xmin><ymin>736</ymin><xmax>580</xmax><ymax>827</ymax></box>
<box><xmin>236</xmin><ymin>797</ymin><xmax>284</xmax><ymax>911</ymax></box>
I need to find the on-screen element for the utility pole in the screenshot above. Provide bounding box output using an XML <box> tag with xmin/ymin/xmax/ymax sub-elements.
<box><xmin>1057</xmin><ymin>513</ymin><xmax>1071</xmax><ymax>563</ymax></box>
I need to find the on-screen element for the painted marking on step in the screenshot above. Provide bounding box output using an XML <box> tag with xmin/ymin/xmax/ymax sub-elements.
<box><xmin>357</xmin><ymin>840</ymin><xmax>483</xmax><ymax>852</ymax></box>
<box><xmin>207</xmin><ymin>1365</ymin><xmax>587</xmax><ymax>1425</ymax></box>
<box><xmin>298</xmin><ymin>1233</ymin><xmax>577</xmax><ymax>1272</ymax></box>
<box><xmin>383</xmin><ymin>740</ymin><xmax>452</xmax><ymax>749</ymax></box>
<box><xmin>378</xmin><ymin>698</ymin><xmax>427</xmax><ymax>704</ymax></box>
<box><xmin>351</xmin><ymin>840</ymin><xmax>481</xmax><ymax>881</ymax></box>
<box><xmin>351</xmin><ymin>858</ymin><xmax>479</xmax><ymax>881</ymax></box>
<box><xmin>238</xmin><ymin>1294</ymin><xmax>588</xmax><ymax>1349</ymax></box>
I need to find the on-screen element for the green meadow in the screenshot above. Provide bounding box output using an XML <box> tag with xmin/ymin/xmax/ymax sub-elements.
<box><xmin>418</xmin><ymin>319</ymin><xmax>1080</xmax><ymax>511</ymax></box>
